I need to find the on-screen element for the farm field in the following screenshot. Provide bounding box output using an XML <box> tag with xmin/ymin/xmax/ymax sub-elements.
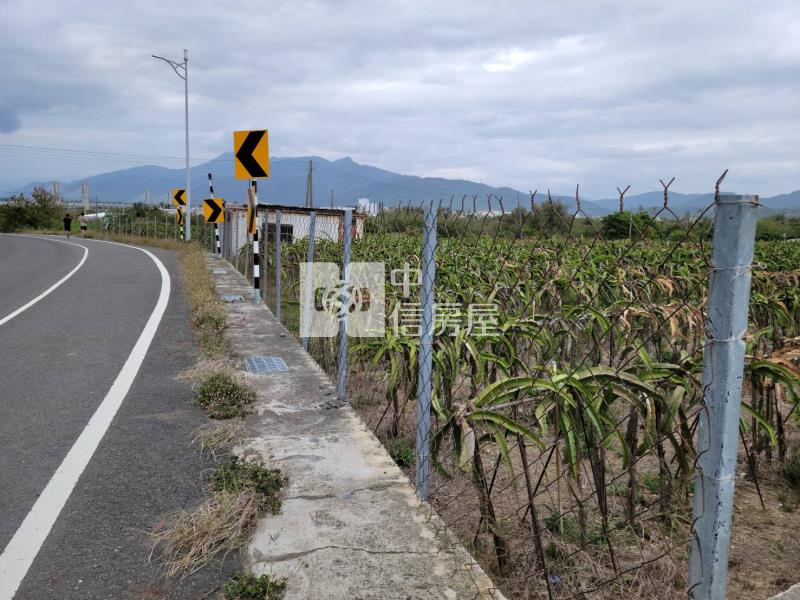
<box><xmin>253</xmin><ymin>203</ymin><xmax>800</xmax><ymax>599</ymax></box>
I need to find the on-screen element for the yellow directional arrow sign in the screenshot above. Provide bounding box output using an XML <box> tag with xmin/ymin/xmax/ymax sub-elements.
<box><xmin>233</xmin><ymin>130</ymin><xmax>269</xmax><ymax>179</ymax></box>
<box><xmin>171</xmin><ymin>188</ymin><xmax>186</xmax><ymax>206</ymax></box>
<box><xmin>176</xmin><ymin>206</ymin><xmax>184</xmax><ymax>225</ymax></box>
<box><xmin>204</xmin><ymin>198</ymin><xmax>225</xmax><ymax>223</ymax></box>
<box><xmin>246</xmin><ymin>186</ymin><xmax>256</xmax><ymax>235</ymax></box>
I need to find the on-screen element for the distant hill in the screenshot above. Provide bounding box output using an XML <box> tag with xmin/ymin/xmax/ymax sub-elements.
<box><xmin>8</xmin><ymin>153</ymin><xmax>799</xmax><ymax>216</ymax></box>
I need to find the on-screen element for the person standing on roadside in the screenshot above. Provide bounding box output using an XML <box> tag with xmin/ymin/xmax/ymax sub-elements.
<box><xmin>79</xmin><ymin>212</ymin><xmax>88</xmax><ymax>238</ymax></box>
<box><xmin>63</xmin><ymin>213</ymin><xmax>72</xmax><ymax>239</ymax></box>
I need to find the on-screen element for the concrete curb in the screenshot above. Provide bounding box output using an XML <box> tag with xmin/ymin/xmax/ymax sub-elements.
<box><xmin>770</xmin><ymin>584</ymin><xmax>800</xmax><ymax>600</ymax></box>
<box><xmin>209</xmin><ymin>257</ymin><xmax>506</xmax><ymax>600</ymax></box>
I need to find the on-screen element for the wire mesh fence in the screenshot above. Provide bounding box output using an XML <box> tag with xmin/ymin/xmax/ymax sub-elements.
<box><xmin>217</xmin><ymin>178</ymin><xmax>800</xmax><ymax>600</ymax></box>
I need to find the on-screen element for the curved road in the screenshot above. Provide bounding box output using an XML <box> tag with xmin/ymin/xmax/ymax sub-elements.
<box><xmin>0</xmin><ymin>235</ymin><xmax>234</xmax><ymax>599</ymax></box>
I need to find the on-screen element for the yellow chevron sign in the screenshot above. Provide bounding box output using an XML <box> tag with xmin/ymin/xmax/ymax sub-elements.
<box><xmin>233</xmin><ymin>130</ymin><xmax>269</xmax><ymax>180</ymax></box>
<box><xmin>176</xmin><ymin>206</ymin><xmax>184</xmax><ymax>225</ymax></box>
<box><xmin>171</xmin><ymin>188</ymin><xmax>186</xmax><ymax>206</ymax></box>
<box><xmin>204</xmin><ymin>198</ymin><xmax>225</xmax><ymax>223</ymax></box>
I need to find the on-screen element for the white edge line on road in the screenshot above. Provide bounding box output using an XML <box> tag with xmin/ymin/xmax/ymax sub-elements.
<box><xmin>0</xmin><ymin>239</ymin><xmax>172</xmax><ymax>600</ymax></box>
<box><xmin>0</xmin><ymin>235</ymin><xmax>89</xmax><ymax>327</ymax></box>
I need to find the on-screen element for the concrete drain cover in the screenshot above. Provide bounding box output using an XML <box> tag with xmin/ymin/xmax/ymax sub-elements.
<box><xmin>213</xmin><ymin>269</ymin><xmax>228</xmax><ymax>274</ymax></box>
<box><xmin>244</xmin><ymin>356</ymin><xmax>288</xmax><ymax>374</ymax></box>
<box><xmin>222</xmin><ymin>294</ymin><xmax>245</xmax><ymax>303</ymax></box>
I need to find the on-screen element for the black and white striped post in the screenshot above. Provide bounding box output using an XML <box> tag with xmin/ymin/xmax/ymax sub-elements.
<box><xmin>208</xmin><ymin>173</ymin><xmax>221</xmax><ymax>257</ymax></box>
<box><xmin>275</xmin><ymin>209</ymin><xmax>282</xmax><ymax>321</ymax></box>
<box><xmin>250</xmin><ymin>181</ymin><xmax>261</xmax><ymax>304</ymax></box>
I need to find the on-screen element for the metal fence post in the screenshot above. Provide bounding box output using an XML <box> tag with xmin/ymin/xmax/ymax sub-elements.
<box><xmin>301</xmin><ymin>211</ymin><xmax>317</xmax><ymax>351</ymax></box>
<box><xmin>234</xmin><ymin>211</ymin><xmax>240</xmax><ymax>271</ymax></box>
<box><xmin>688</xmin><ymin>193</ymin><xmax>758</xmax><ymax>600</ymax></box>
<box><xmin>337</xmin><ymin>209</ymin><xmax>353</xmax><ymax>404</ymax></box>
<box><xmin>415</xmin><ymin>202</ymin><xmax>437</xmax><ymax>500</ymax></box>
<box><xmin>275</xmin><ymin>209</ymin><xmax>282</xmax><ymax>321</ymax></box>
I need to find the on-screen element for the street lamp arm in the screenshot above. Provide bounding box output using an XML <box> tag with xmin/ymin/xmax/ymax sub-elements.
<box><xmin>152</xmin><ymin>49</ymin><xmax>191</xmax><ymax>241</ymax></box>
<box><xmin>151</xmin><ymin>54</ymin><xmax>186</xmax><ymax>80</ymax></box>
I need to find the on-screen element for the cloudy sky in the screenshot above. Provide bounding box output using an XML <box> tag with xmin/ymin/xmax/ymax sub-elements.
<box><xmin>1</xmin><ymin>0</ymin><xmax>799</xmax><ymax>198</ymax></box>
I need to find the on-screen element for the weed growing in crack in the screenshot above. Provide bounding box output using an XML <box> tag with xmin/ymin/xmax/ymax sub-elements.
<box><xmin>212</xmin><ymin>456</ymin><xmax>287</xmax><ymax>515</ymax></box>
<box><xmin>225</xmin><ymin>573</ymin><xmax>286</xmax><ymax>599</ymax></box>
<box><xmin>194</xmin><ymin>373</ymin><xmax>256</xmax><ymax>419</ymax></box>
<box><xmin>192</xmin><ymin>421</ymin><xmax>247</xmax><ymax>459</ymax></box>
<box><xmin>150</xmin><ymin>490</ymin><xmax>260</xmax><ymax>578</ymax></box>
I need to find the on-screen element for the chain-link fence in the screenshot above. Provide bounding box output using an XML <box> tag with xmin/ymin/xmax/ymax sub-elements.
<box><xmin>217</xmin><ymin>178</ymin><xmax>800</xmax><ymax>600</ymax></box>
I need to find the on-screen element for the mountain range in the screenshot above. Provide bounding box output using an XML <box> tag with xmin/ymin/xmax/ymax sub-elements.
<box><xmin>8</xmin><ymin>153</ymin><xmax>799</xmax><ymax>216</ymax></box>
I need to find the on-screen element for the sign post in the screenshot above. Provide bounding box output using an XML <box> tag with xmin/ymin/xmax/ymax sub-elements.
<box><xmin>204</xmin><ymin>174</ymin><xmax>224</xmax><ymax>257</ymax></box>
<box><xmin>172</xmin><ymin>189</ymin><xmax>186</xmax><ymax>241</ymax></box>
<box><xmin>176</xmin><ymin>206</ymin><xmax>184</xmax><ymax>240</ymax></box>
<box><xmin>248</xmin><ymin>182</ymin><xmax>260</xmax><ymax>304</ymax></box>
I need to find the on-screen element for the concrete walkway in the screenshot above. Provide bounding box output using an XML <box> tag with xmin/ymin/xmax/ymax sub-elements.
<box><xmin>209</xmin><ymin>258</ymin><xmax>505</xmax><ymax>600</ymax></box>
<box><xmin>771</xmin><ymin>584</ymin><xmax>800</xmax><ymax>600</ymax></box>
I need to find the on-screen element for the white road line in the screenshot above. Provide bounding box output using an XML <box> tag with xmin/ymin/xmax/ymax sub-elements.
<box><xmin>0</xmin><ymin>236</ymin><xmax>88</xmax><ymax>327</ymax></box>
<box><xmin>0</xmin><ymin>240</ymin><xmax>171</xmax><ymax>600</ymax></box>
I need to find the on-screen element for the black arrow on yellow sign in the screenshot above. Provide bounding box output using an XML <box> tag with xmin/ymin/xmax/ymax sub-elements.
<box><xmin>234</xmin><ymin>130</ymin><xmax>269</xmax><ymax>179</ymax></box>
<box><xmin>176</xmin><ymin>206</ymin><xmax>184</xmax><ymax>225</ymax></box>
<box><xmin>172</xmin><ymin>188</ymin><xmax>186</xmax><ymax>206</ymax></box>
<box><xmin>204</xmin><ymin>198</ymin><xmax>224</xmax><ymax>223</ymax></box>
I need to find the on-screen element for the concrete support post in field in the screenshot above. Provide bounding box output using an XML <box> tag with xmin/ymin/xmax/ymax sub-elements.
<box><xmin>688</xmin><ymin>193</ymin><xmax>759</xmax><ymax>600</ymax></box>
<box><xmin>415</xmin><ymin>202</ymin><xmax>437</xmax><ymax>500</ymax></box>
<box><xmin>301</xmin><ymin>211</ymin><xmax>317</xmax><ymax>352</ymax></box>
<box><xmin>337</xmin><ymin>209</ymin><xmax>353</xmax><ymax>405</ymax></box>
<box><xmin>275</xmin><ymin>210</ymin><xmax>282</xmax><ymax>321</ymax></box>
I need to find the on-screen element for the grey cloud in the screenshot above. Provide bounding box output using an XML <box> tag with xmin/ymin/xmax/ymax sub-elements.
<box><xmin>0</xmin><ymin>106</ymin><xmax>21</xmax><ymax>133</ymax></box>
<box><xmin>0</xmin><ymin>0</ymin><xmax>799</xmax><ymax>196</ymax></box>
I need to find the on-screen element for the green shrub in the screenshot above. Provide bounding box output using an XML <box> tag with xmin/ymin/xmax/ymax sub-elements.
<box><xmin>212</xmin><ymin>456</ymin><xmax>287</xmax><ymax>514</ymax></box>
<box><xmin>194</xmin><ymin>373</ymin><xmax>255</xmax><ymax>419</ymax></box>
<box><xmin>543</xmin><ymin>506</ymin><xmax>582</xmax><ymax>542</ymax></box>
<box><xmin>641</xmin><ymin>472</ymin><xmax>661</xmax><ymax>494</ymax></box>
<box><xmin>225</xmin><ymin>573</ymin><xmax>286</xmax><ymax>599</ymax></box>
<box><xmin>387</xmin><ymin>438</ymin><xmax>414</xmax><ymax>468</ymax></box>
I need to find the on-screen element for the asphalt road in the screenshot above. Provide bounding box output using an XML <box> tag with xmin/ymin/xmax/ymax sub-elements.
<box><xmin>0</xmin><ymin>235</ymin><xmax>235</xmax><ymax>599</ymax></box>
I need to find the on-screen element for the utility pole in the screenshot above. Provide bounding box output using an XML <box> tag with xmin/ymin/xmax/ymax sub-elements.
<box><xmin>152</xmin><ymin>49</ymin><xmax>190</xmax><ymax>240</ymax></box>
<box><xmin>145</xmin><ymin>189</ymin><xmax>150</xmax><ymax>204</ymax></box>
<box><xmin>305</xmin><ymin>159</ymin><xmax>314</xmax><ymax>208</ymax></box>
<box><xmin>82</xmin><ymin>182</ymin><xmax>89</xmax><ymax>214</ymax></box>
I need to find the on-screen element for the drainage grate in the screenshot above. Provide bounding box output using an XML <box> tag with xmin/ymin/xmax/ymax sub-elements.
<box><xmin>244</xmin><ymin>356</ymin><xmax>289</xmax><ymax>374</ymax></box>
<box><xmin>221</xmin><ymin>294</ymin><xmax>245</xmax><ymax>303</ymax></box>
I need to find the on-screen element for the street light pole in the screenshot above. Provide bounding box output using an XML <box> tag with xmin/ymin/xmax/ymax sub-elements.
<box><xmin>152</xmin><ymin>49</ymin><xmax>191</xmax><ymax>241</ymax></box>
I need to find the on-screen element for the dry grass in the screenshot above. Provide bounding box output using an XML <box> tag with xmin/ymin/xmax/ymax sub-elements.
<box><xmin>192</xmin><ymin>421</ymin><xmax>247</xmax><ymax>459</ymax></box>
<box><xmin>151</xmin><ymin>490</ymin><xmax>261</xmax><ymax>578</ymax></box>
<box><xmin>181</xmin><ymin>357</ymin><xmax>240</xmax><ymax>384</ymax></box>
<box><xmin>178</xmin><ymin>242</ymin><xmax>230</xmax><ymax>357</ymax></box>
